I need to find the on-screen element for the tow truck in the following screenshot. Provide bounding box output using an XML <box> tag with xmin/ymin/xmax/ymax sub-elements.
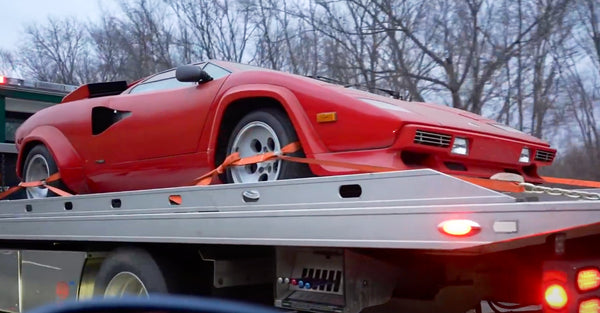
<box><xmin>1</xmin><ymin>77</ymin><xmax>599</xmax><ymax>313</ymax></box>
<box><xmin>0</xmin><ymin>75</ymin><xmax>75</xmax><ymax>196</ymax></box>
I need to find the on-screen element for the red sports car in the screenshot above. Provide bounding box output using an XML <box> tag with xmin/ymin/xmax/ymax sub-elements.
<box><xmin>15</xmin><ymin>61</ymin><xmax>556</xmax><ymax>198</ymax></box>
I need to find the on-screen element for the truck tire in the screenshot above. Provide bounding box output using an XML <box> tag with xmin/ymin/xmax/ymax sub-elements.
<box><xmin>22</xmin><ymin>144</ymin><xmax>67</xmax><ymax>199</ymax></box>
<box><xmin>225</xmin><ymin>108</ymin><xmax>311</xmax><ymax>183</ymax></box>
<box><xmin>93</xmin><ymin>248</ymin><xmax>185</xmax><ymax>297</ymax></box>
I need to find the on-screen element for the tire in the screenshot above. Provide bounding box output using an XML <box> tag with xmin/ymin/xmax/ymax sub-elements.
<box><xmin>22</xmin><ymin>144</ymin><xmax>66</xmax><ymax>199</ymax></box>
<box><xmin>225</xmin><ymin>108</ymin><xmax>311</xmax><ymax>183</ymax></box>
<box><xmin>94</xmin><ymin>248</ymin><xmax>187</xmax><ymax>297</ymax></box>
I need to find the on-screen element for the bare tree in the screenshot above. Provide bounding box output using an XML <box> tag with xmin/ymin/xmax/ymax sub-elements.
<box><xmin>18</xmin><ymin>17</ymin><xmax>89</xmax><ymax>84</ymax></box>
<box><xmin>528</xmin><ymin>3</ymin><xmax>573</xmax><ymax>138</ymax></box>
<box><xmin>546</xmin><ymin>0</ymin><xmax>600</xmax><ymax>178</ymax></box>
<box><xmin>167</xmin><ymin>0</ymin><xmax>256</xmax><ymax>63</ymax></box>
<box><xmin>346</xmin><ymin>0</ymin><xmax>572</xmax><ymax>116</ymax></box>
<box><xmin>0</xmin><ymin>49</ymin><xmax>17</xmax><ymax>76</ymax></box>
<box><xmin>112</xmin><ymin>0</ymin><xmax>176</xmax><ymax>80</ymax></box>
<box><xmin>252</xmin><ymin>0</ymin><xmax>296</xmax><ymax>71</ymax></box>
<box><xmin>88</xmin><ymin>15</ymin><xmax>133</xmax><ymax>81</ymax></box>
<box><xmin>577</xmin><ymin>0</ymin><xmax>600</xmax><ymax>72</ymax></box>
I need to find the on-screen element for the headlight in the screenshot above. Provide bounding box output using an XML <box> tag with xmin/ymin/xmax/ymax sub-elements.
<box><xmin>451</xmin><ymin>137</ymin><xmax>468</xmax><ymax>155</ymax></box>
<box><xmin>519</xmin><ymin>147</ymin><xmax>530</xmax><ymax>163</ymax></box>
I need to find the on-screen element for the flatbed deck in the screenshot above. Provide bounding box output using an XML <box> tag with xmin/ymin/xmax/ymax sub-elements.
<box><xmin>1</xmin><ymin>169</ymin><xmax>599</xmax><ymax>254</ymax></box>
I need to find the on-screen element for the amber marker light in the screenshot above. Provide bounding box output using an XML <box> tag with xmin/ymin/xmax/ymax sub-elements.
<box><xmin>545</xmin><ymin>284</ymin><xmax>568</xmax><ymax>310</ymax></box>
<box><xmin>437</xmin><ymin>219</ymin><xmax>481</xmax><ymax>237</ymax></box>
<box><xmin>316</xmin><ymin>112</ymin><xmax>337</xmax><ymax>123</ymax></box>
<box><xmin>578</xmin><ymin>268</ymin><xmax>600</xmax><ymax>292</ymax></box>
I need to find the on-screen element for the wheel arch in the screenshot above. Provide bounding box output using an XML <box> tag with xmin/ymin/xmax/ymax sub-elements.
<box><xmin>17</xmin><ymin>126</ymin><xmax>86</xmax><ymax>191</ymax></box>
<box><xmin>209</xmin><ymin>85</ymin><xmax>327</xmax><ymax>168</ymax></box>
<box><xmin>18</xmin><ymin>140</ymin><xmax>42</xmax><ymax>177</ymax></box>
<box><xmin>90</xmin><ymin>245</ymin><xmax>212</xmax><ymax>296</ymax></box>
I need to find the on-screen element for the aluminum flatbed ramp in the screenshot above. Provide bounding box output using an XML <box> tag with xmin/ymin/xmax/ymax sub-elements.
<box><xmin>0</xmin><ymin>169</ymin><xmax>599</xmax><ymax>253</ymax></box>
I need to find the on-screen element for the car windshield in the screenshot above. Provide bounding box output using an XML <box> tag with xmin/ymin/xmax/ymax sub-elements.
<box><xmin>224</xmin><ymin>62</ymin><xmax>269</xmax><ymax>71</ymax></box>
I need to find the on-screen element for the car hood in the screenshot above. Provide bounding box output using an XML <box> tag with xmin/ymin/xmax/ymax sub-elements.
<box><xmin>331</xmin><ymin>86</ymin><xmax>550</xmax><ymax>146</ymax></box>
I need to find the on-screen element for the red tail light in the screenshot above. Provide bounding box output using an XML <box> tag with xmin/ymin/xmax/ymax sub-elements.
<box><xmin>0</xmin><ymin>76</ymin><xmax>5</xmax><ymax>84</ymax></box>
<box><xmin>579</xmin><ymin>298</ymin><xmax>600</xmax><ymax>313</ymax></box>
<box><xmin>438</xmin><ymin>219</ymin><xmax>481</xmax><ymax>237</ymax></box>
<box><xmin>578</xmin><ymin>268</ymin><xmax>600</xmax><ymax>292</ymax></box>
<box><xmin>545</xmin><ymin>284</ymin><xmax>568</xmax><ymax>310</ymax></box>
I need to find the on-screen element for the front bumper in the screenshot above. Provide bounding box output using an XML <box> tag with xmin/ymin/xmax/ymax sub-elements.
<box><xmin>309</xmin><ymin>124</ymin><xmax>555</xmax><ymax>184</ymax></box>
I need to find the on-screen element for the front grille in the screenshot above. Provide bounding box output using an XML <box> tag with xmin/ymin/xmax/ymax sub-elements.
<box><xmin>414</xmin><ymin>130</ymin><xmax>452</xmax><ymax>147</ymax></box>
<box><xmin>535</xmin><ymin>150</ymin><xmax>555</xmax><ymax>162</ymax></box>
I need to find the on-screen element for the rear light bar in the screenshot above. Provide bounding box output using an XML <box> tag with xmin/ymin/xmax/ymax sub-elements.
<box><xmin>544</xmin><ymin>261</ymin><xmax>600</xmax><ymax>313</ymax></box>
<box><xmin>0</xmin><ymin>75</ymin><xmax>76</xmax><ymax>92</ymax></box>
<box><xmin>579</xmin><ymin>298</ymin><xmax>600</xmax><ymax>313</ymax></box>
<box><xmin>545</xmin><ymin>284</ymin><xmax>568</xmax><ymax>310</ymax></box>
<box><xmin>578</xmin><ymin>268</ymin><xmax>600</xmax><ymax>292</ymax></box>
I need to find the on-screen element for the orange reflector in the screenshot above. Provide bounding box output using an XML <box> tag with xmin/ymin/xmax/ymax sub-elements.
<box><xmin>580</xmin><ymin>298</ymin><xmax>600</xmax><ymax>313</ymax></box>
<box><xmin>437</xmin><ymin>220</ymin><xmax>481</xmax><ymax>237</ymax></box>
<box><xmin>316</xmin><ymin>112</ymin><xmax>337</xmax><ymax>123</ymax></box>
<box><xmin>168</xmin><ymin>195</ymin><xmax>182</xmax><ymax>205</ymax></box>
<box><xmin>578</xmin><ymin>268</ymin><xmax>600</xmax><ymax>291</ymax></box>
<box><xmin>545</xmin><ymin>284</ymin><xmax>568</xmax><ymax>310</ymax></box>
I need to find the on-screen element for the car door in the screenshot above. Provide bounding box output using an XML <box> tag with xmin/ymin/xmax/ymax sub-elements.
<box><xmin>84</xmin><ymin>63</ymin><xmax>230</xmax><ymax>191</ymax></box>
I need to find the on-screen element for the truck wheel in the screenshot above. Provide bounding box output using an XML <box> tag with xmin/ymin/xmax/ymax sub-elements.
<box><xmin>22</xmin><ymin>145</ymin><xmax>66</xmax><ymax>199</ymax></box>
<box><xmin>94</xmin><ymin>248</ymin><xmax>183</xmax><ymax>297</ymax></box>
<box><xmin>225</xmin><ymin>109</ymin><xmax>311</xmax><ymax>183</ymax></box>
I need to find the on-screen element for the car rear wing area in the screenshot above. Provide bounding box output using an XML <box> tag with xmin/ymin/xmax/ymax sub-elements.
<box><xmin>61</xmin><ymin>81</ymin><xmax>128</xmax><ymax>103</ymax></box>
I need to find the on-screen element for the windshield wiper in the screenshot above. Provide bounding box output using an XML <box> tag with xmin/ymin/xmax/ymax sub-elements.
<box><xmin>307</xmin><ymin>75</ymin><xmax>346</xmax><ymax>85</ymax></box>
<box><xmin>344</xmin><ymin>83</ymin><xmax>401</xmax><ymax>100</ymax></box>
<box><xmin>307</xmin><ymin>75</ymin><xmax>404</xmax><ymax>100</ymax></box>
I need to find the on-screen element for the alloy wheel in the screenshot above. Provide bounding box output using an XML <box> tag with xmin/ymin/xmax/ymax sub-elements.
<box><xmin>229</xmin><ymin>121</ymin><xmax>282</xmax><ymax>183</ymax></box>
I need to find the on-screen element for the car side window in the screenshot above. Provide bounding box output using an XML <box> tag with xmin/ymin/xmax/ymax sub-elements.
<box><xmin>129</xmin><ymin>69</ymin><xmax>195</xmax><ymax>95</ymax></box>
<box><xmin>202</xmin><ymin>63</ymin><xmax>231</xmax><ymax>80</ymax></box>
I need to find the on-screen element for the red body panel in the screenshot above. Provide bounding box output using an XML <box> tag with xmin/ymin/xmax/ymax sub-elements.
<box><xmin>15</xmin><ymin>61</ymin><xmax>556</xmax><ymax>194</ymax></box>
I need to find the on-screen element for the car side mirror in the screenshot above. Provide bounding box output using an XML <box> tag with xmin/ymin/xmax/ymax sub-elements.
<box><xmin>176</xmin><ymin>65</ymin><xmax>213</xmax><ymax>83</ymax></box>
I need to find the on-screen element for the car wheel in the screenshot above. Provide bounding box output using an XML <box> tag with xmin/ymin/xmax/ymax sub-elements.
<box><xmin>225</xmin><ymin>109</ymin><xmax>311</xmax><ymax>183</ymax></box>
<box><xmin>22</xmin><ymin>145</ymin><xmax>65</xmax><ymax>199</ymax></box>
<box><xmin>94</xmin><ymin>248</ymin><xmax>183</xmax><ymax>297</ymax></box>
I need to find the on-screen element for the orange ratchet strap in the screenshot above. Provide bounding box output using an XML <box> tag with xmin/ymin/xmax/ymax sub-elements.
<box><xmin>541</xmin><ymin>176</ymin><xmax>600</xmax><ymax>189</ymax></box>
<box><xmin>3</xmin><ymin>143</ymin><xmax>599</xmax><ymax>200</ymax></box>
<box><xmin>194</xmin><ymin>141</ymin><xmax>527</xmax><ymax>192</ymax></box>
<box><xmin>193</xmin><ymin>142</ymin><xmax>396</xmax><ymax>186</ymax></box>
<box><xmin>454</xmin><ymin>175</ymin><xmax>525</xmax><ymax>193</ymax></box>
<box><xmin>457</xmin><ymin>176</ymin><xmax>600</xmax><ymax>194</ymax></box>
<box><xmin>0</xmin><ymin>172</ymin><xmax>72</xmax><ymax>200</ymax></box>
<box><xmin>195</xmin><ymin>141</ymin><xmax>598</xmax><ymax>194</ymax></box>
<box><xmin>192</xmin><ymin>142</ymin><xmax>301</xmax><ymax>185</ymax></box>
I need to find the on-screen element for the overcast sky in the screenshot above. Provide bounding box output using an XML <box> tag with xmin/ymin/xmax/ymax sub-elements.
<box><xmin>0</xmin><ymin>0</ymin><xmax>118</xmax><ymax>50</ymax></box>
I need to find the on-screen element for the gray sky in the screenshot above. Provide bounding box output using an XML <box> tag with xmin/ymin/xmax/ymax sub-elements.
<box><xmin>0</xmin><ymin>0</ymin><xmax>118</xmax><ymax>50</ymax></box>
